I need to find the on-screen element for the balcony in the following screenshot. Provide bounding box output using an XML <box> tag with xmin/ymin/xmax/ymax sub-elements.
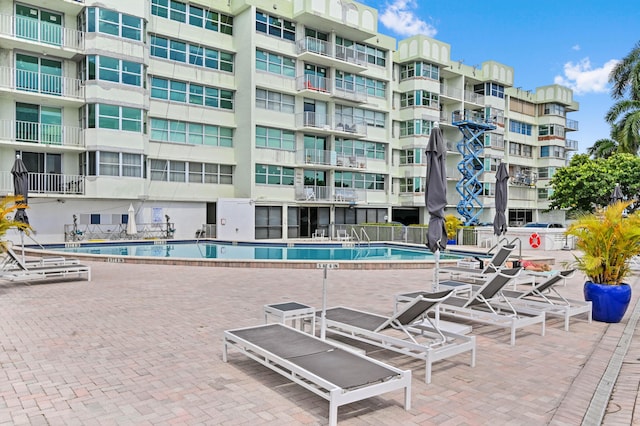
<box><xmin>300</xmin><ymin>149</ymin><xmax>367</xmax><ymax>169</ymax></box>
<box><xmin>296</xmin><ymin>74</ymin><xmax>367</xmax><ymax>103</ymax></box>
<box><xmin>566</xmin><ymin>118</ymin><xmax>579</xmax><ymax>131</ymax></box>
<box><xmin>295</xmin><ymin>185</ymin><xmax>364</xmax><ymax>203</ymax></box>
<box><xmin>464</xmin><ymin>90</ymin><xmax>484</xmax><ymax>105</ymax></box>
<box><xmin>0</xmin><ymin>14</ymin><xmax>84</xmax><ymax>58</ymax></box>
<box><xmin>295</xmin><ymin>112</ymin><xmax>368</xmax><ymax>138</ymax></box>
<box><xmin>0</xmin><ymin>120</ymin><xmax>84</xmax><ymax>147</ymax></box>
<box><xmin>0</xmin><ymin>66</ymin><xmax>84</xmax><ymax>103</ymax></box>
<box><xmin>0</xmin><ymin>171</ymin><xmax>84</xmax><ymax>195</ymax></box>
<box><xmin>565</xmin><ymin>139</ymin><xmax>578</xmax><ymax>151</ymax></box>
<box><xmin>296</xmin><ymin>37</ymin><xmax>367</xmax><ymax>73</ymax></box>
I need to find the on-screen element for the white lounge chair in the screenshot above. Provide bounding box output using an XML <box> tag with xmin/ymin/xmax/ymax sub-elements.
<box><xmin>439</xmin><ymin>244</ymin><xmax>516</xmax><ymax>281</ymax></box>
<box><xmin>322</xmin><ymin>289</ymin><xmax>476</xmax><ymax>384</ymax></box>
<box><xmin>428</xmin><ymin>268</ymin><xmax>546</xmax><ymax>346</ymax></box>
<box><xmin>487</xmin><ymin>269</ymin><xmax>591</xmax><ymax>331</ymax></box>
<box><xmin>0</xmin><ymin>246</ymin><xmax>91</xmax><ymax>283</ymax></box>
<box><xmin>223</xmin><ymin>323</ymin><xmax>411</xmax><ymax>426</ymax></box>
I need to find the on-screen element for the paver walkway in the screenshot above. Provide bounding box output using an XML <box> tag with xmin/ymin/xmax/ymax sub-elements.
<box><xmin>0</xmin><ymin>247</ymin><xmax>638</xmax><ymax>425</ymax></box>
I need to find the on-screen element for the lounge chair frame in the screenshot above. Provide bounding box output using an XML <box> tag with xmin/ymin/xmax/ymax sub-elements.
<box><xmin>0</xmin><ymin>247</ymin><xmax>91</xmax><ymax>282</ymax></box>
<box><xmin>322</xmin><ymin>290</ymin><xmax>476</xmax><ymax>384</ymax></box>
<box><xmin>440</xmin><ymin>243</ymin><xmax>516</xmax><ymax>280</ymax></box>
<box><xmin>429</xmin><ymin>268</ymin><xmax>546</xmax><ymax>346</ymax></box>
<box><xmin>223</xmin><ymin>323</ymin><xmax>411</xmax><ymax>426</ymax></box>
<box><xmin>488</xmin><ymin>270</ymin><xmax>591</xmax><ymax>331</ymax></box>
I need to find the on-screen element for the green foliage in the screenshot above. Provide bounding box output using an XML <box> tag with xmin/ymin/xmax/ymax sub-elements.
<box><xmin>548</xmin><ymin>153</ymin><xmax>640</xmax><ymax>214</ymax></box>
<box><xmin>566</xmin><ymin>201</ymin><xmax>640</xmax><ymax>285</ymax></box>
<box><xmin>0</xmin><ymin>196</ymin><xmax>31</xmax><ymax>252</ymax></box>
<box><xmin>444</xmin><ymin>214</ymin><xmax>463</xmax><ymax>239</ymax></box>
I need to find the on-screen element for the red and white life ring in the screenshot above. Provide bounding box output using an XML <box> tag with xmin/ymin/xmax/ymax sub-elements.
<box><xmin>529</xmin><ymin>233</ymin><xmax>541</xmax><ymax>249</ymax></box>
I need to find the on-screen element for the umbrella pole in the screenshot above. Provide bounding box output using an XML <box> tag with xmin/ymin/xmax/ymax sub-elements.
<box><xmin>20</xmin><ymin>231</ymin><xmax>25</xmax><ymax>263</ymax></box>
<box><xmin>433</xmin><ymin>247</ymin><xmax>440</xmax><ymax>292</ymax></box>
<box><xmin>320</xmin><ymin>265</ymin><xmax>328</xmax><ymax>340</ymax></box>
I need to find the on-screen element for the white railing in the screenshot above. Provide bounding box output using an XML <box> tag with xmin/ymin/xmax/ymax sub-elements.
<box><xmin>440</xmin><ymin>84</ymin><xmax>462</xmax><ymax>99</ymax></box>
<box><xmin>296</xmin><ymin>37</ymin><xmax>367</xmax><ymax>66</ymax></box>
<box><xmin>296</xmin><ymin>112</ymin><xmax>330</xmax><ymax>129</ymax></box>
<box><xmin>333</xmin><ymin>85</ymin><xmax>367</xmax><ymax>103</ymax></box>
<box><xmin>299</xmin><ymin>149</ymin><xmax>367</xmax><ymax>169</ymax></box>
<box><xmin>0</xmin><ymin>119</ymin><xmax>84</xmax><ymax>147</ymax></box>
<box><xmin>1</xmin><ymin>67</ymin><xmax>84</xmax><ymax>99</ymax></box>
<box><xmin>565</xmin><ymin>139</ymin><xmax>578</xmax><ymax>150</ymax></box>
<box><xmin>566</xmin><ymin>118</ymin><xmax>579</xmax><ymax>131</ymax></box>
<box><xmin>296</xmin><ymin>74</ymin><xmax>330</xmax><ymax>93</ymax></box>
<box><xmin>0</xmin><ymin>171</ymin><xmax>84</xmax><ymax>195</ymax></box>
<box><xmin>0</xmin><ymin>14</ymin><xmax>84</xmax><ymax>49</ymax></box>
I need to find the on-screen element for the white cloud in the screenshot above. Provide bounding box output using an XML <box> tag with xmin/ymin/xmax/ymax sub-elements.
<box><xmin>571</xmin><ymin>44</ymin><xmax>580</xmax><ymax>51</ymax></box>
<box><xmin>554</xmin><ymin>58</ymin><xmax>619</xmax><ymax>95</ymax></box>
<box><xmin>379</xmin><ymin>0</ymin><xmax>437</xmax><ymax>37</ymax></box>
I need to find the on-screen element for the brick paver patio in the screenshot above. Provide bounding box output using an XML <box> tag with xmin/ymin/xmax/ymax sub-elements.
<box><xmin>1</xmin><ymin>247</ymin><xmax>638</xmax><ymax>425</ymax></box>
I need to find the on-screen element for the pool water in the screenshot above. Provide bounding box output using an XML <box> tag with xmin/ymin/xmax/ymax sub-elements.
<box><xmin>47</xmin><ymin>241</ymin><xmax>461</xmax><ymax>262</ymax></box>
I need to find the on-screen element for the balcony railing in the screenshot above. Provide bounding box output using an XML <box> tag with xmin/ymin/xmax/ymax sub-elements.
<box><xmin>295</xmin><ymin>113</ymin><xmax>368</xmax><ymax>137</ymax></box>
<box><xmin>566</xmin><ymin>118</ymin><xmax>579</xmax><ymax>131</ymax></box>
<box><xmin>296</xmin><ymin>37</ymin><xmax>367</xmax><ymax>66</ymax></box>
<box><xmin>464</xmin><ymin>90</ymin><xmax>483</xmax><ymax>104</ymax></box>
<box><xmin>296</xmin><ymin>185</ymin><xmax>364</xmax><ymax>203</ymax></box>
<box><xmin>0</xmin><ymin>171</ymin><xmax>84</xmax><ymax>195</ymax></box>
<box><xmin>2</xmin><ymin>120</ymin><xmax>84</xmax><ymax>147</ymax></box>
<box><xmin>0</xmin><ymin>14</ymin><xmax>84</xmax><ymax>49</ymax></box>
<box><xmin>565</xmin><ymin>139</ymin><xmax>578</xmax><ymax>151</ymax></box>
<box><xmin>440</xmin><ymin>84</ymin><xmax>462</xmax><ymax>99</ymax></box>
<box><xmin>300</xmin><ymin>149</ymin><xmax>367</xmax><ymax>169</ymax></box>
<box><xmin>333</xmin><ymin>85</ymin><xmax>367</xmax><ymax>103</ymax></box>
<box><xmin>296</xmin><ymin>74</ymin><xmax>330</xmax><ymax>93</ymax></box>
<box><xmin>0</xmin><ymin>67</ymin><xmax>84</xmax><ymax>99</ymax></box>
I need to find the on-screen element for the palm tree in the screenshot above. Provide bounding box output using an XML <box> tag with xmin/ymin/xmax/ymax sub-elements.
<box><xmin>609</xmin><ymin>41</ymin><xmax>640</xmax><ymax>101</ymax></box>
<box><xmin>587</xmin><ymin>137</ymin><xmax>619</xmax><ymax>159</ymax></box>
<box><xmin>606</xmin><ymin>41</ymin><xmax>640</xmax><ymax>155</ymax></box>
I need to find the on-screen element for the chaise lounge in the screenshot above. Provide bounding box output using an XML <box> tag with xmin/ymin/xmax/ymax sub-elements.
<box><xmin>0</xmin><ymin>246</ymin><xmax>91</xmax><ymax>283</ymax></box>
<box><xmin>223</xmin><ymin>323</ymin><xmax>411</xmax><ymax>426</ymax></box>
<box><xmin>321</xmin><ymin>289</ymin><xmax>476</xmax><ymax>384</ymax></box>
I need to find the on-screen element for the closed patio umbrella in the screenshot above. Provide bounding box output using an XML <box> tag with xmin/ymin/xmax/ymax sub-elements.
<box><xmin>610</xmin><ymin>183</ymin><xmax>624</xmax><ymax>205</ymax></box>
<box><xmin>425</xmin><ymin>124</ymin><xmax>447</xmax><ymax>291</ymax></box>
<box><xmin>126</xmin><ymin>203</ymin><xmax>137</xmax><ymax>236</ymax></box>
<box><xmin>11</xmin><ymin>155</ymin><xmax>29</xmax><ymax>261</ymax></box>
<box><xmin>493</xmin><ymin>162</ymin><xmax>509</xmax><ymax>237</ymax></box>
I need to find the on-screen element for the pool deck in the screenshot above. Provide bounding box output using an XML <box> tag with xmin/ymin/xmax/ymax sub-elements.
<box><xmin>1</xmin><ymin>246</ymin><xmax>639</xmax><ymax>425</ymax></box>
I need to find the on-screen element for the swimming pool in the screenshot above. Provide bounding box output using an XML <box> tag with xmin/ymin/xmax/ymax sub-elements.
<box><xmin>29</xmin><ymin>240</ymin><xmax>466</xmax><ymax>269</ymax></box>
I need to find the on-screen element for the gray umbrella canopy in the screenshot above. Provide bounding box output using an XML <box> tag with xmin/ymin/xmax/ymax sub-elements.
<box><xmin>610</xmin><ymin>183</ymin><xmax>624</xmax><ymax>205</ymax></box>
<box><xmin>493</xmin><ymin>162</ymin><xmax>509</xmax><ymax>236</ymax></box>
<box><xmin>425</xmin><ymin>126</ymin><xmax>447</xmax><ymax>253</ymax></box>
<box><xmin>11</xmin><ymin>155</ymin><xmax>29</xmax><ymax>225</ymax></box>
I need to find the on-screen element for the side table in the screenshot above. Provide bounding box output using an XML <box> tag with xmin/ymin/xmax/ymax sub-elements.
<box><xmin>264</xmin><ymin>301</ymin><xmax>316</xmax><ymax>335</ymax></box>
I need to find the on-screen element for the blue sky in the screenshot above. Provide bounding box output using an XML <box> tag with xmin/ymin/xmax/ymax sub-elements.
<box><xmin>361</xmin><ymin>0</ymin><xmax>639</xmax><ymax>153</ymax></box>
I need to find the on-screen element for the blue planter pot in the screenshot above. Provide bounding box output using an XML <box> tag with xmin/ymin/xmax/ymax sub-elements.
<box><xmin>584</xmin><ymin>281</ymin><xmax>632</xmax><ymax>323</ymax></box>
<box><xmin>447</xmin><ymin>239</ymin><xmax>457</xmax><ymax>245</ymax></box>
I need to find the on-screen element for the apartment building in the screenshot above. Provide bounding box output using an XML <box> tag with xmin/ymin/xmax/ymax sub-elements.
<box><xmin>0</xmin><ymin>0</ymin><xmax>578</xmax><ymax>243</ymax></box>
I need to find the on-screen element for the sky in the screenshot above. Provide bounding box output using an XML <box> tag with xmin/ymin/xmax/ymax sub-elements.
<box><xmin>360</xmin><ymin>0</ymin><xmax>639</xmax><ymax>153</ymax></box>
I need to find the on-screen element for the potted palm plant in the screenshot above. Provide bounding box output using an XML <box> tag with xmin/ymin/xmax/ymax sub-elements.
<box><xmin>0</xmin><ymin>195</ymin><xmax>31</xmax><ymax>252</ymax></box>
<box><xmin>565</xmin><ymin>200</ymin><xmax>640</xmax><ymax>322</ymax></box>
<box><xmin>445</xmin><ymin>214</ymin><xmax>463</xmax><ymax>245</ymax></box>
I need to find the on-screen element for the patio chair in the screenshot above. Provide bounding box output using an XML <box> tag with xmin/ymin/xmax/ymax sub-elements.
<box><xmin>488</xmin><ymin>269</ymin><xmax>591</xmax><ymax>331</ymax></box>
<box><xmin>223</xmin><ymin>323</ymin><xmax>411</xmax><ymax>426</ymax></box>
<box><xmin>322</xmin><ymin>289</ymin><xmax>476</xmax><ymax>384</ymax></box>
<box><xmin>439</xmin><ymin>243</ymin><xmax>516</xmax><ymax>281</ymax></box>
<box><xmin>432</xmin><ymin>268</ymin><xmax>546</xmax><ymax>346</ymax></box>
<box><xmin>0</xmin><ymin>246</ymin><xmax>91</xmax><ymax>283</ymax></box>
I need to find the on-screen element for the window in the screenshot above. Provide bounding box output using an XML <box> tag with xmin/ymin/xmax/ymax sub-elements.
<box><xmin>83</xmin><ymin>151</ymin><xmax>143</xmax><ymax>177</ymax></box>
<box><xmin>255</xmin><ymin>164</ymin><xmax>294</xmax><ymax>185</ymax></box>
<box><xmin>150</xmin><ymin>35</ymin><xmax>234</xmax><ymax>72</ymax></box>
<box><xmin>15</xmin><ymin>103</ymin><xmax>62</xmax><ymax>144</ymax></box>
<box><xmin>336</xmin><ymin>37</ymin><xmax>387</xmax><ymax>67</ymax></box>
<box><xmin>399</xmin><ymin>177</ymin><xmax>424</xmax><ymax>192</ymax></box>
<box><xmin>509</xmin><ymin>142</ymin><xmax>533</xmax><ymax>158</ymax></box>
<box><xmin>537</xmin><ymin>188</ymin><xmax>550</xmax><ymax>200</ymax></box>
<box><xmin>335</xmin><ymin>139</ymin><xmax>385</xmax><ymax>160</ymax></box>
<box><xmin>335</xmin><ymin>171</ymin><xmax>384</xmax><ymax>190</ymax></box>
<box><xmin>256</xmin><ymin>126</ymin><xmax>295</xmax><ymax>150</ymax></box>
<box><xmin>86</xmin><ymin>8</ymin><xmax>142</xmax><ymax>41</ymax></box>
<box><xmin>150</xmin><ymin>76</ymin><xmax>234</xmax><ymax>110</ymax></box>
<box><xmin>485</xmin><ymin>82</ymin><xmax>504</xmax><ymax>99</ymax></box>
<box><xmin>509</xmin><ymin>120</ymin><xmax>532</xmax><ymax>136</ymax></box>
<box><xmin>399</xmin><ymin>149</ymin><xmax>422</xmax><ymax>165</ymax></box>
<box><xmin>400</xmin><ymin>61</ymin><xmax>439</xmax><ymax>80</ymax></box>
<box><xmin>400</xmin><ymin>90</ymin><xmax>438</xmax><ymax>108</ymax></box>
<box><xmin>255</xmin><ymin>206</ymin><xmax>283</xmax><ymax>239</ymax></box>
<box><xmin>255</xmin><ymin>49</ymin><xmax>295</xmax><ymax>77</ymax></box>
<box><xmin>399</xmin><ymin>119</ymin><xmax>433</xmax><ymax>136</ymax></box>
<box><xmin>16</xmin><ymin>54</ymin><xmax>62</xmax><ymax>95</ymax></box>
<box><xmin>150</xmin><ymin>160</ymin><xmax>232</xmax><ymax>183</ymax></box>
<box><xmin>538</xmin><ymin>167</ymin><xmax>556</xmax><ymax>179</ymax></box>
<box><xmin>256</xmin><ymin>11</ymin><xmax>295</xmax><ymax>41</ymax></box>
<box><xmin>86</xmin><ymin>56</ymin><xmax>142</xmax><ymax>87</ymax></box>
<box><xmin>540</xmin><ymin>146</ymin><xmax>565</xmax><ymax>158</ymax></box>
<box><xmin>335</xmin><ymin>71</ymin><xmax>386</xmax><ymax>98</ymax></box>
<box><xmin>255</xmin><ymin>89</ymin><xmax>294</xmax><ymax>113</ymax></box>
<box><xmin>542</xmin><ymin>103</ymin><xmax>565</xmax><ymax>116</ymax></box>
<box><xmin>335</xmin><ymin>105</ymin><xmax>385</xmax><ymax>128</ymax></box>
<box><xmin>509</xmin><ymin>98</ymin><xmax>535</xmax><ymax>115</ymax></box>
<box><xmin>151</xmin><ymin>0</ymin><xmax>233</xmax><ymax>34</ymax></box>
<box><xmin>539</xmin><ymin>124</ymin><xmax>565</xmax><ymax>138</ymax></box>
<box><xmin>150</xmin><ymin>118</ymin><xmax>233</xmax><ymax>147</ymax></box>
<box><xmin>87</xmin><ymin>104</ymin><xmax>142</xmax><ymax>132</ymax></box>
<box><xmin>15</xmin><ymin>4</ymin><xmax>63</xmax><ymax>46</ymax></box>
